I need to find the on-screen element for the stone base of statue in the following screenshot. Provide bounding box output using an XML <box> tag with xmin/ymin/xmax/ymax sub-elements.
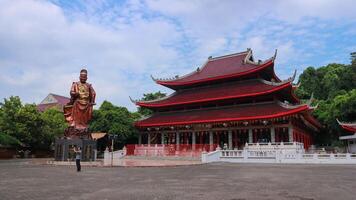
<box><xmin>54</xmin><ymin>128</ymin><xmax>97</xmax><ymax>161</ymax></box>
<box><xmin>63</xmin><ymin>126</ymin><xmax>90</xmax><ymax>139</ymax></box>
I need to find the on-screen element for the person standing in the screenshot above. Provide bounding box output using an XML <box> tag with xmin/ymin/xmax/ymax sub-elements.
<box><xmin>73</xmin><ymin>147</ymin><xmax>82</xmax><ymax>172</ymax></box>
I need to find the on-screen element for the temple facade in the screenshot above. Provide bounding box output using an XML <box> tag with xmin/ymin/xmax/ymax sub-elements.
<box><xmin>132</xmin><ymin>49</ymin><xmax>320</xmax><ymax>150</ymax></box>
<box><xmin>338</xmin><ymin>119</ymin><xmax>356</xmax><ymax>153</ymax></box>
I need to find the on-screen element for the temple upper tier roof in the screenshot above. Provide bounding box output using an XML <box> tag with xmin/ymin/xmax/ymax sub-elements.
<box><xmin>152</xmin><ymin>49</ymin><xmax>279</xmax><ymax>89</ymax></box>
<box><xmin>337</xmin><ymin>119</ymin><xmax>356</xmax><ymax>133</ymax></box>
<box><xmin>135</xmin><ymin>101</ymin><xmax>314</xmax><ymax>128</ymax></box>
<box><xmin>134</xmin><ymin>75</ymin><xmax>298</xmax><ymax>108</ymax></box>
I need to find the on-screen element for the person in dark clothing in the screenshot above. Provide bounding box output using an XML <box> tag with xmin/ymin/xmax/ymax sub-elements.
<box><xmin>73</xmin><ymin>147</ymin><xmax>81</xmax><ymax>172</ymax></box>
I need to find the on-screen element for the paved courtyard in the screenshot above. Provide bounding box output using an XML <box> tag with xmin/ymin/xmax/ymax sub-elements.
<box><xmin>1</xmin><ymin>159</ymin><xmax>356</xmax><ymax>200</ymax></box>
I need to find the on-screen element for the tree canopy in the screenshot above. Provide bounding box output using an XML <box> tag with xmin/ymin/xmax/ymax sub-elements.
<box><xmin>0</xmin><ymin>96</ymin><xmax>66</xmax><ymax>149</ymax></box>
<box><xmin>296</xmin><ymin>55</ymin><xmax>356</xmax><ymax>145</ymax></box>
<box><xmin>137</xmin><ymin>91</ymin><xmax>166</xmax><ymax>116</ymax></box>
<box><xmin>89</xmin><ymin>101</ymin><xmax>139</xmax><ymax>149</ymax></box>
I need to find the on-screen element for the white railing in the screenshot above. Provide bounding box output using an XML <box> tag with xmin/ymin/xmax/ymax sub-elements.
<box><xmin>104</xmin><ymin>149</ymin><xmax>126</xmax><ymax>166</ymax></box>
<box><xmin>202</xmin><ymin>143</ymin><xmax>356</xmax><ymax>164</ymax></box>
<box><xmin>202</xmin><ymin>150</ymin><xmax>221</xmax><ymax>163</ymax></box>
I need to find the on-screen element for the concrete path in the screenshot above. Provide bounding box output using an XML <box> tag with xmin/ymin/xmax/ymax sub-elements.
<box><xmin>1</xmin><ymin>159</ymin><xmax>356</xmax><ymax>200</ymax></box>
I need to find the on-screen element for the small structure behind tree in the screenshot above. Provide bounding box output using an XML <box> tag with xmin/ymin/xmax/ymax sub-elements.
<box><xmin>338</xmin><ymin>119</ymin><xmax>356</xmax><ymax>153</ymax></box>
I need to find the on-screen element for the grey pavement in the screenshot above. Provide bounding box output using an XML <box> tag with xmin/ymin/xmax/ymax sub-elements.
<box><xmin>1</xmin><ymin>159</ymin><xmax>356</xmax><ymax>200</ymax></box>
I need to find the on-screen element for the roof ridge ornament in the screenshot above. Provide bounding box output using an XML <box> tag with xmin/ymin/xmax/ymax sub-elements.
<box><xmin>150</xmin><ymin>75</ymin><xmax>158</xmax><ymax>82</ymax></box>
<box><xmin>288</xmin><ymin>69</ymin><xmax>297</xmax><ymax>83</ymax></box>
<box><xmin>259</xmin><ymin>70</ymin><xmax>296</xmax><ymax>86</ymax></box>
<box><xmin>310</xmin><ymin>103</ymin><xmax>319</xmax><ymax>110</ymax></box>
<box><xmin>277</xmin><ymin>100</ymin><xmax>305</xmax><ymax>109</ymax></box>
<box><xmin>293</xmin><ymin>81</ymin><xmax>301</xmax><ymax>88</ymax></box>
<box><xmin>272</xmin><ymin>49</ymin><xmax>278</xmax><ymax>61</ymax></box>
<box><xmin>129</xmin><ymin>96</ymin><xmax>137</xmax><ymax>103</ymax></box>
<box><xmin>306</xmin><ymin>93</ymin><xmax>314</xmax><ymax>106</ymax></box>
<box><xmin>337</xmin><ymin>119</ymin><xmax>356</xmax><ymax>125</ymax></box>
<box><xmin>243</xmin><ymin>48</ymin><xmax>253</xmax><ymax>64</ymax></box>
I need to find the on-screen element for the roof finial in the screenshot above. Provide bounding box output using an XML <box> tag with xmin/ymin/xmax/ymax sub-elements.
<box><xmin>273</xmin><ymin>49</ymin><xmax>278</xmax><ymax>61</ymax></box>
<box><xmin>129</xmin><ymin>96</ymin><xmax>137</xmax><ymax>104</ymax></box>
<box><xmin>310</xmin><ymin>103</ymin><xmax>319</xmax><ymax>110</ymax></box>
<box><xmin>290</xmin><ymin>69</ymin><xmax>297</xmax><ymax>82</ymax></box>
<box><xmin>293</xmin><ymin>81</ymin><xmax>301</xmax><ymax>88</ymax></box>
<box><xmin>150</xmin><ymin>75</ymin><xmax>157</xmax><ymax>82</ymax></box>
<box><xmin>336</xmin><ymin>118</ymin><xmax>342</xmax><ymax>125</ymax></box>
<box><xmin>306</xmin><ymin>93</ymin><xmax>314</xmax><ymax>106</ymax></box>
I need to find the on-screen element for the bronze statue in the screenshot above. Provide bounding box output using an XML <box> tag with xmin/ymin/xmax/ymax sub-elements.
<box><xmin>64</xmin><ymin>69</ymin><xmax>96</xmax><ymax>138</ymax></box>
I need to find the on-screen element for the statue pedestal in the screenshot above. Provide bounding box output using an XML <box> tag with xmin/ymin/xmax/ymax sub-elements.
<box><xmin>54</xmin><ymin>138</ymin><xmax>97</xmax><ymax>161</ymax></box>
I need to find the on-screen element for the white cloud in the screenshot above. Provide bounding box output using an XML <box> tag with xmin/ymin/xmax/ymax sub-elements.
<box><xmin>0</xmin><ymin>0</ymin><xmax>355</xmax><ymax>111</ymax></box>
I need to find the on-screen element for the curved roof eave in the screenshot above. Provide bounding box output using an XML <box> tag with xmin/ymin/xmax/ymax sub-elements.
<box><xmin>156</xmin><ymin>59</ymin><xmax>275</xmax><ymax>87</ymax></box>
<box><xmin>135</xmin><ymin>102</ymin><xmax>308</xmax><ymax>127</ymax></box>
<box><xmin>136</xmin><ymin>80</ymin><xmax>293</xmax><ymax>108</ymax></box>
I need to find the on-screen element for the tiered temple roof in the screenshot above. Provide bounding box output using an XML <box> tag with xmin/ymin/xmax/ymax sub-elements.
<box><xmin>134</xmin><ymin>49</ymin><xmax>320</xmax><ymax>131</ymax></box>
<box><xmin>135</xmin><ymin>101</ymin><xmax>311</xmax><ymax>127</ymax></box>
<box><xmin>134</xmin><ymin>75</ymin><xmax>298</xmax><ymax>108</ymax></box>
<box><xmin>152</xmin><ymin>49</ymin><xmax>279</xmax><ymax>89</ymax></box>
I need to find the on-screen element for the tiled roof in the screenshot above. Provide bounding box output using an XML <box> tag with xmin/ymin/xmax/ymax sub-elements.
<box><xmin>136</xmin><ymin>79</ymin><xmax>294</xmax><ymax>108</ymax></box>
<box><xmin>337</xmin><ymin>120</ymin><xmax>356</xmax><ymax>132</ymax></box>
<box><xmin>37</xmin><ymin>103</ymin><xmax>60</xmax><ymax>112</ymax></box>
<box><xmin>37</xmin><ymin>93</ymin><xmax>70</xmax><ymax>112</ymax></box>
<box><xmin>135</xmin><ymin>101</ymin><xmax>309</xmax><ymax>127</ymax></box>
<box><xmin>154</xmin><ymin>50</ymin><xmax>276</xmax><ymax>88</ymax></box>
<box><xmin>51</xmin><ymin>94</ymin><xmax>70</xmax><ymax>105</ymax></box>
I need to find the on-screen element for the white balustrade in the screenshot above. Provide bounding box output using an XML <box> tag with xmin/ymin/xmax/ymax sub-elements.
<box><xmin>202</xmin><ymin>142</ymin><xmax>356</xmax><ymax>164</ymax></box>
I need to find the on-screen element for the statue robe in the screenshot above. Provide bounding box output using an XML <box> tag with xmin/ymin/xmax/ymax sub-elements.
<box><xmin>64</xmin><ymin>81</ymin><xmax>96</xmax><ymax>129</ymax></box>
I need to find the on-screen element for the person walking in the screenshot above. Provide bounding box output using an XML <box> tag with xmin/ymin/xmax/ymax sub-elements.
<box><xmin>73</xmin><ymin>146</ymin><xmax>82</xmax><ymax>172</ymax></box>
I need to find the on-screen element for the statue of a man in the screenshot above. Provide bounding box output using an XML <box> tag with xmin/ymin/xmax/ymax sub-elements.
<box><xmin>64</xmin><ymin>69</ymin><xmax>96</xmax><ymax>138</ymax></box>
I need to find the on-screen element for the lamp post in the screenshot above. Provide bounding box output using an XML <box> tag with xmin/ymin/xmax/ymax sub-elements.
<box><xmin>108</xmin><ymin>134</ymin><xmax>118</xmax><ymax>166</ymax></box>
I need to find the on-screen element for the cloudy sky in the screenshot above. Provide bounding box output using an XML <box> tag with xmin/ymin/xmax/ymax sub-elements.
<box><xmin>0</xmin><ymin>0</ymin><xmax>355</xmax><ymax>111</ymax></box>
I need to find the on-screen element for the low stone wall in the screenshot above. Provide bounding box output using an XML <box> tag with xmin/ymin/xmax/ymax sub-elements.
<box><xmin>0</xmin><ymin>147</ymin><xmax>16</xmax><ymax>159</ymax></box>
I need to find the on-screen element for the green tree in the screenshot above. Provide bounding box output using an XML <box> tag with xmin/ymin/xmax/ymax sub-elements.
<box><xmin>0</xmin><ymin>96</ymin><xmax>22</xmax><ymax>137</ymax></box>
<box><xmin>15</xmin><ymin>104</ymin><xmax>45</xmax><ymax>148</ymax></box>
<box><xmin>0</xmin><ymin>96</ymin><xmax>67</xmax><ymax>150</ymax></box>
<box><xmin>90</xmin><ymin>101</ymin><xmax>138</xmax><ymax>148</ymax></box>
<box><xmin>137</xmin><ymin>91</ymin><xmax>166</xmax><ymax>116</ymax></box>
<box><xmin>41</xmin><ymin>108</ymin><xmax>67</xmax><ymax>149</ymax></box>
<box><xmin>296</xmin><ymin>56</ymin><xmax>356</xmax><ymax>146</ymax></box>
<box><xmin>0</xmin><ymin>133</ymin><xmax>21</xmax><ymax>147</ymax></box>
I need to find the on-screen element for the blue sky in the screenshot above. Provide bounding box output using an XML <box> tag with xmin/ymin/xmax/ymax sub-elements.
<box><xmin>0</xmin><ymin>0</ymin><xmax>355</xmax><ymax>111</ymax></box>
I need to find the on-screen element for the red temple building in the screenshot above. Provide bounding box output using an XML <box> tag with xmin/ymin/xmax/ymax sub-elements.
<box><xmin>132</xmin><ymin>49</ymin><xmax>320</xmax><ymax>152</ymax></box>
<box><xmin>337</xmin><ymin>119</ymin><xmax>356</xmax><ymax>153</ymax></box>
